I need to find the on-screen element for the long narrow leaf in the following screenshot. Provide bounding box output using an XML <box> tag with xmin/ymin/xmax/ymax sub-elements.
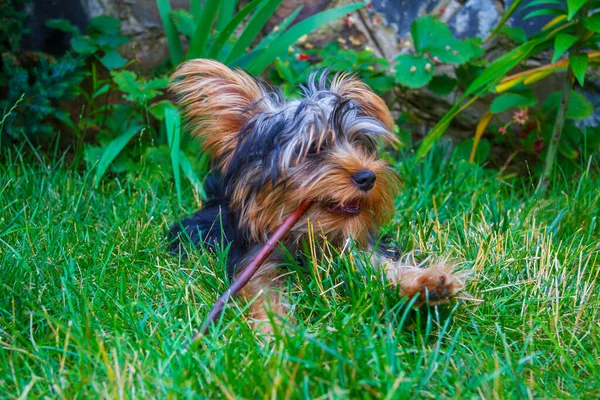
<box><xmin>157</xmin><ymin>0</ymin><xmax>184</xmax><ymax>65</ymax></box>
<box><xmin>485</xmin><ymin>0</ymin><xmax>524</xmax><ymax>43</ymax></box>
<box><xmin>216</xmin><ymin>0</ymin><xmax>237</xmax><ymax>31</ymax></box>
<box><xmin>93</xmin><ymin>125</ymin><xmax>141</xmax><ymax>186</ymax></box>
<box><xmin>208</xmin><ymin>0</ymin><xmax>263</xmax><ymax>59</ymax></box>
<box><xmin>165</xmin><ymin>108</ymin><xmax>182</xmax><ymax>203</ymax></box>
<box><xmin>190</xmin><ymin>0</ymin><xmax>201</xmax><ymax>21</ymax></box>
<box><xmin>246</xmin><ymin>2</ymin><xmax>368</xmax><ymax>75</ymax></box>
<box><xmin>416</xmin><ymin>39</ymin><xmax>543</xmax><ymax>158</ymax></box>
<box><xmin>254</xmin><ymin>6</ymin><xmax>303</xmax><ymax>51</ymax></box>
<box><xmin>225</xmin><ymin>0</ymin><xmax>285</xmax><ymax>64</ymax></box>
<box><xmin>187</xmin><ymin>0</ymin><xmax>220</xmax><ymax>59</ymax></box>
<box><xmin>230</xmin><ymin>48</ymin><xmax>265</xmax><ymax>69</ymax></box>
<box><xmin>179</xmin><ymin>151</ymin><xmax>207</xmax><ymax>200</ymax></box>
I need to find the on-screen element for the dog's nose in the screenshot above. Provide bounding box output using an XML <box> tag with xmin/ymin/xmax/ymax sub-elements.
<box><xmin>352</xmin><ymin>169</ymin><xmax>376</xmax><ymax>191</ymax></box>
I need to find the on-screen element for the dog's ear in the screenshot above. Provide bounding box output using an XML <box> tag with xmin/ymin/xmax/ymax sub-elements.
<box><xmin>169</xmin><ymin>59</ymin><xmax>266</xmax><ymax>170</ymax></box>
<box><xmin>331</xmin><ymin>74</ymin><xmax>395</xmax><ymax>133</ymax></box>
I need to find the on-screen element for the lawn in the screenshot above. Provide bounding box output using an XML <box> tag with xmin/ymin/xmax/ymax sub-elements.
<box><xmin>1</xmin><ymin>149</ymin><xmax>599</xmax><ymax>398</ymax></box>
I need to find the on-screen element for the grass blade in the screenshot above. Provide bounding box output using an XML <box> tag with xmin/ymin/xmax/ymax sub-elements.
<box><xmin>208</xmin><ymin>0</ymin><xmax>262</xmax><ymax>60</ymax></box>
<box><xmin>165</xmin><ymin>108</ymin><xmax>182</xmax><ymax>203</ymax></box>
<box><xmin>157</xmin><ymin>0</ymin><xmax>184</xmax><ymax>65</ymax></box>
<box><xmin>225</xmin><ymin>0</ymin><xmax>284</xmax><ymax>64</ymax></box>
<box><xmin>93</xmin><ymin>124</ymin><xmax>141</xmax><ymax>186</ymax></box>
<box><xmin>187</xmin><ymin>0</ymin><xmax>220</xmax><ymax>59</ymax></box>
<box><xmin>246</xmin><ymin>2</ymin><xmax>368</xmax><ymax>75</ymax></box>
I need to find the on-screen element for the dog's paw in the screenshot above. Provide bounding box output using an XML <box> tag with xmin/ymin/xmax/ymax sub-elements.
<box><xmin>400</xmin><ymin>267</ymin><xmax>464</xmax><ymax>306</ymax></box>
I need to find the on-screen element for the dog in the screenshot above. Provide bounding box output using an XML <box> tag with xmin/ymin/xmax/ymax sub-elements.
<box><xmin>167</xmin><ymin>59</ymin><xmax>465</xmax><ymax>333</ymax></box>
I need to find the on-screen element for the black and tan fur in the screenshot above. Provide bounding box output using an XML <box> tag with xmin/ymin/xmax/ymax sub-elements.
<box><xmin>168</xmin><ymin>59</ymin><xmax>465</xmax><ymax>333</ymax></box>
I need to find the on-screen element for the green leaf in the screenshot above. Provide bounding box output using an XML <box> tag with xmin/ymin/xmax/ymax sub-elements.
<box><xmin>567</xmin><ymin>0</ymin><xmax>588</xmax><ymax>20</ymax></box>
<box><xmin>523</xmin><ymin>0</ymin><xmax>564</xmax><ymax>8</ymax></box>
<box><xmin>416</xmin><ymin>38</ymin><xmax>542</xmax><ymax>158</ymax></box>
<box><xmin>255</xmin><ymin>6</ymin><xmax>304</xmax><ymax>51</ymax></box>
<box><xmin>490</xmin><ymin>93</ymin><xmax>537</xmax><ymax>113</ymax></box>
<box><xmin>410</xmin><ymin>16</ymin><xmax>483</xmax><ymax>63</ymax></box>
<box><xmin>156</xmin><ymin>0</ymin><xmax>184</xmax><ymax>65</ymax></box>
<box><xmin>427</xmin><ymin>75</ymin><xmax>456</xmax><ymax>96</ymax></box>
<box><xmin>207</xmin><ymin>0</ymin><xmax>263</xmax><ymax>59</ymax></box>
<box><xmin>552</xmin><ymin>33</ymin><xmax>579</xmax><ymax>62</ymax></box>
<box><xmin>226</xmin><ymin>0</ymin><xmax>283</xmax><ymax>64</ymax></box>
<box><xmin>246</xmin><ymin>2</ymin><xmax>367</xmax><ymax>75</ymax></box>
<box><xmin>582</xmin><ymin>13</ymin><xmax>600</xmax><ymax>32</ymax></box>
<box><xmin>187</xmin><ymin>0</ymin><xmax>220</xmax><ymax>59</ymax></box>
<box><xmin>165</xmin><ymin>107</ymin><xmax>182</xmax><ymax>203</ymax></box>
<box><xmin>558</xmin><ymin>141</ymin><xmax>579</xmax><ymax>159</ymax></box>
<box><xmin>497</xmin><ymin>26</ymin><xmax>527</xmax><ymax>44</ymax></box>
<box><xmin>70</xmin><ymin>36</ymin><xmax>97</xmax><ymax>54</ymax></box>
<box><xmin>93</xmin><ymin>124</ymin><xmax>142</xmax><ymax>186</ymax></box>
<box><xmin>46</xmin><ymin>19</ymin><xmax>79</xmax><ymax>34</ymax></box>
<box><xmin>216</xmin><ymin>0</ymin><xmax>237</xmax><ymax>31</ymax></box>
<box><xmin>454</xmin><ymin>138</ymin><xmax>491</xmax><ymax>164</ymax></box>
<box><xmin>524</xmin><ymin>7</ymin><xmax>565</xmax><ymax>20</ymax></box>
<box><xmin>179</xmin><ymin>151</ymin><xmax>207</xmax><ymax>200</ymax></box>
<box><xmin>149</xmin><ymin>100</ymin><xmax>177</xmax><ymax>121</ymax></box>
<box><xmin>171</xmin><ymin>9</ymin><xmax>196</xmax><ymax>37</ymax></box>
<box><xmin>189</xmin><ymin>0</ymin><xmax>201</xmax><ymax>20</ymax></box>
<box><xmin>543</xmin><ymin>90</ymin><xmax>594</xmax><ymax>120</ymax></box>
<box><xmin>88</xmin><ymin>16</ymin><xmax>121</xmax><ymax>34</ymax></box>
<box><xmin>99</xmin><ymin>49</ymin><xmax>127</xmax><ymax>70</ymax></box>
<box><xmin>394</xmin><ymin>54</ymin><xmax>434</xmax><ymax>89</ymax></box>
<box><xmin>569</xmin><ymin>53</ymin><xmax>588</xmax><ymax>86</ymax></box>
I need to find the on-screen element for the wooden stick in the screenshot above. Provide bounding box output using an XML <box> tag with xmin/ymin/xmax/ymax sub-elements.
<box><xmin>191</xmin><ymin>201</ymin><xmax>312</xmax><ymax>342</ymax></box>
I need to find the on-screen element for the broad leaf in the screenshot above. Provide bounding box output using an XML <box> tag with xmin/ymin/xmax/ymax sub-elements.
<box><xmin>411</xmin><ymin>16</ymin><xmax>483</xmax><ymax>63</ymax></box>
<box><xmin>567</xmin><ymin>0</ymin><xmax>588</xmax><ymax>20</ymax></box>
<box><xmin>394</xmin><ymin>54</ymin><xmax>434</xmax><ymax>89</ymax></box>
<box><xmin>99</xmin><ymin>49</ymin><xmax>127</xmax><ymax>70</ymax></box>
<box><xmin>569</xmin><ymin>53</ymin><xmax>588</xmax><ymax>86</ymax></box>
<box><xmin>543</xmin><ymin>90</ymin><xmax>594</xmax><ymax>120</ymax></box>
<box><xmin>428</xmin><ymin>75</ymin><xmax>456</xmax><ymax>96</ymax></box>
<box><xmin>490</xmin><ymin>93</ymin><xmax>537</xmax><ymax>113</ymax></box>
<box><xmin>582</xmin><ymin>13</ymin><xmax>600</xmax><ymax>32</ymax></box>
<box><xmin>552</xmin><ymin>33</ymin><xmax>579</xmax><ymax>62</ymax></box>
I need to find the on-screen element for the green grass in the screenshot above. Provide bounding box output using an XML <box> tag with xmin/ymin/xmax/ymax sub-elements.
<box><xmin>1</xmin><ymin>148</ymin><xmax>599</xmax><ymax>398</ymax></box>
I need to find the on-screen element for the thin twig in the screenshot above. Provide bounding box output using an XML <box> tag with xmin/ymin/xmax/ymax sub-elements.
<box><xmin>189</xmin><ymin>201</ymin><xmax>312</xmax><ymax>344</ymax></box>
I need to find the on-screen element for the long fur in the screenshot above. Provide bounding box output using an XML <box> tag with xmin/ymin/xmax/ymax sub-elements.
<box><xmin>168</xmin><ymin>59</ymin><xmax>465</xmax><ymax>330</ymax></box>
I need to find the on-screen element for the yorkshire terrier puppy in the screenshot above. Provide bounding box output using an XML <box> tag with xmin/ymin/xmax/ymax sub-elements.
<box><xmin>168</xmin><ymin>59</ymin><xmax>465</xmax><ymax>333</ymax></box>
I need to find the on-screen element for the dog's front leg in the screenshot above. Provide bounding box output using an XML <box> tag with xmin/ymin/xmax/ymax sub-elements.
<box><xmin>371</xmin><ymin>251</ymin><xmax>466</xmax><ymax>306</ymax></box>
<box><xmin>237</xmin><ymin>251</ymin><xmax>290</xmax><ymax>336</ymax></box>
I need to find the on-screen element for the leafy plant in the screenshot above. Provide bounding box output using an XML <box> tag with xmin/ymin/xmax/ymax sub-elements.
<box><xmin>0</xmin><ymin>48</ymin><xmax>85</xmax><ymax>145</ymax></box>
<box><xmin>157</xmin><ymin>0</ymin><xmax>368</xmax><ymax>75</ymax></box>
<box><xmin>394</xmin><ymin>16</ymin><xmax>483</xmax><ymax>89</ymax></box>
<box><xmin>411</xmin><ymin>0</ymin><xmax>600</xmax><ymax>191</ymax></box>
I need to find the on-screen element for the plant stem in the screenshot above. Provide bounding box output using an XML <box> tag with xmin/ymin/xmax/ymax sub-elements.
<box><xmin>536</xmin><ymin>6</ymin><xmax>588</xmax><ymax>193</ymax></box>
<box><xmin>536</xmin><ymin>70</ymin><xmax>573</xmax><ymax>193</ymax></box>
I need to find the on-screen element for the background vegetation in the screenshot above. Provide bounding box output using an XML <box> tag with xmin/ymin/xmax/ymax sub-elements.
<box><xmin>1</xmin><ymin>0</ymin><xmax>599</xmax><ymax>397</ymax></box>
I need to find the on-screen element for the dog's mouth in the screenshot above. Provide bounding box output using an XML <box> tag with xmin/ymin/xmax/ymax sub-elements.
<box><xmin>325</xmin><ymin>200</ymin><xmax>361</xmax><ymax>216</ymax></box>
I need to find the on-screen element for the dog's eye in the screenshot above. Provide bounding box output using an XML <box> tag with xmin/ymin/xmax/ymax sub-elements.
<box><xmin>354</xmin><ymin>136</ymin><xmax>377</xmax><ymax>153</ymax></box>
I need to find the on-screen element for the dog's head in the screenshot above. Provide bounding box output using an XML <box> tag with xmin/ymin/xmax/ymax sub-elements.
<box><xmin>170</xmin><ymin>59</ymin><xmax>400</xmax><ymax>245</ymax></box>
